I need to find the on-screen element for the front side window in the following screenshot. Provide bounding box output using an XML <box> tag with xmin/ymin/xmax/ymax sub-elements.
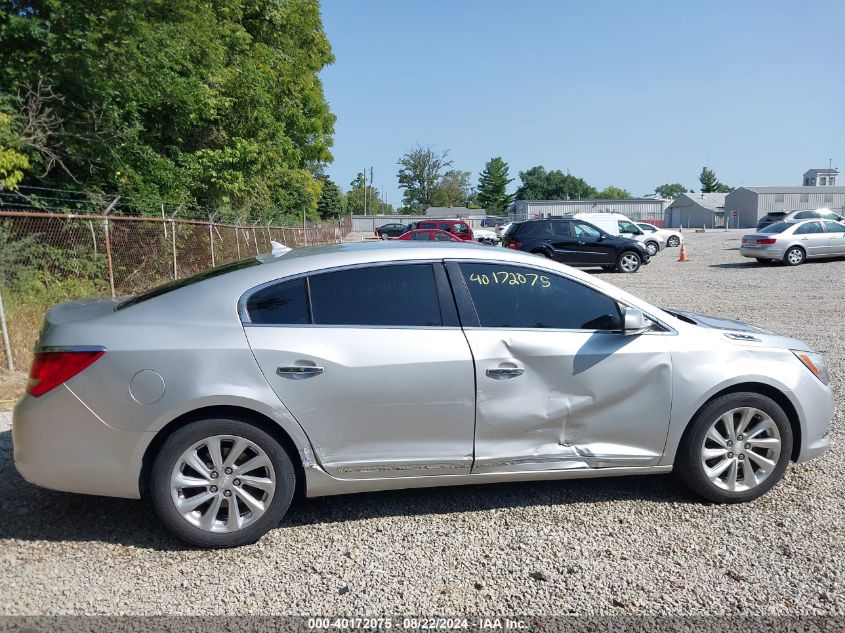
<box><xmin>433</xmin><ymin>232</ymin><xmax>454</xmax><ymax>241</ymax></box>
<box><xmin>618</xmin><ymin>220</ymin><xmax>642</xmax><ymax>235</ymax></box>
<box><xmin>246</xmin><ymin>277</ymin><xmax>309</xmax><ymax>325</ymax></box>
<box><xmin>459</xmin><ymin>263</ymin><xmax>621</xmax><ymax>330</ymax></box>
<box><xmin>572</xmin><ymin>222</ymin><xmax>602</xmax><ymax>238</ymax></box>
<box><xmin>823</xmin><ymin>221</ymin><xmax>845</xmax><ymax>233</ymax></box>
<box><xmin>638</xmin><ymin>223</ymin><xmax>657</xmax><ymax>232</ymax></box>
<box><xmin>309</xmin><ymin>264</ymin><xmax>442</xmax><ymax>327</ymax></box>
<box><xmin>454</xmin><ymin>223</ymin><xmax>469</xmax><ymax>233</ymax></box>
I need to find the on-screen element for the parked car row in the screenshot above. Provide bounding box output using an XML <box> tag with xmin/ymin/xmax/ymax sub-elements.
<box><xmin>756</xmin><ymin>208</ymin><xmax>843</xmax><ymax>230</ymax></box>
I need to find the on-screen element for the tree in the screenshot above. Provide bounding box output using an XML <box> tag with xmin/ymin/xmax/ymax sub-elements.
<box><xmin>432</xmin><ymin>169</ymin><xmax>472</xmax><ymax>207</ymax></box>
<box><xmin>0</xmin><ymin>113</ymin><xmax>29</xmax><ymax>190</ymax></box>
<box><xmin>515</xmin><ymin>166</ymin><xmax>597</xmax><ymax>201</ymax></box>
<box><xmin>475</xmin><ymin>157</ymin><xmax>513</xmax><ymax>214</ymax></box>
<box><xmin>654</xmin><ymin>183</ymin><xmax>688</xmax><ymax>199</ymax></box>
<box><xmin>595</xmin><ymin>185</ymin><xmax>631</xmax><ymax>199</ymax></box>
<box><xmin>316</xmin><ymin>176</ymin><xmax>343</xmax><ymax>219</ymax></box>
<box><xmin>396</xmin><ymin>145</ymin><xmax>452</xmax><ymax>212</ymax></box>
<box><xmin>346</xmin><ymin>172</ymin><xmax>392</xmax><ymax>215</ymax></box>
<box><xmin>699</xmin><ymin>167</ymin><xmax>732</xmax><ymax>193</ymax></box>
<box><xmin>0</xmin><ymin>0</ymin><xmax>336</xmax><ymax>223</ymax></box>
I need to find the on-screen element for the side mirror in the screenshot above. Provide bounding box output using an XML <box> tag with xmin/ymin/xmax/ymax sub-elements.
<box><xmin>622</xmin><ymin>307</ymin><xmax>649</xmax><ymax>335</ymax></box>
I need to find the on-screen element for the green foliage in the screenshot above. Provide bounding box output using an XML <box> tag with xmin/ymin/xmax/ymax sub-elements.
<box><xmin>475</xmin><ymin>157</ymin><xmax>513</xmax><ymax>214</ymax></box>
<box><xmin>699</xmin><ymin>167</ymin><xmax>732</xmax><ymax>193</ymax></box>
<box><xmin>654</xmin><ymin>183</ymin><xmax>688</xmax><ymax>199</ymax></box>
<box><xmin>0</xmin><ymin>0</ymin><xmax>335</xmax><ymax>221</ymax></box>
<box><xmin>432</xmin><ymin>169</ymin><xmax>472</xmax><ymax>208</ymax></box>
<box><xmin>515</xmin><ymin>166</ymin><xmax>597</xmax><ymax>201</ymax></box>
<box><xmin>595</xmin><ymin>185</ymin><xmax>632</xmax><ymax>199</ymax></box>
<box><xmin>346</xmin><ymin>172</ymin><xmax>392</xmax><ymax>215</ymax></box>
<box><xmin>0</xmin><ymin>112</ymin><xmax>28</xmax><ymax>190</ymax></box>
<box><xmin>397</xmin><ymin>145</ymin><xmax>452</xmax><ymax>212</ymax></box>
<box><xmin>316</xmin><ymin>175</ymin><xmax>344</xmax><ymax>219</ymax></box>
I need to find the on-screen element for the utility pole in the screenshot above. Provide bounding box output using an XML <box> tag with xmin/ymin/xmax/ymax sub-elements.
<box><xmin>370</xmin><ymin>166</ymin><xmax>374</xmax><ymax>214</ymax></box>
<box><xmin>363</xmin><ymin>168</ymin><xmax>367</xmax><ymax>215</ymax></box>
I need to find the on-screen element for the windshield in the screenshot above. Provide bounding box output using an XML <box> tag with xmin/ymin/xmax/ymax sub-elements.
<box><xmin>117</xmin><ymin>258</ymin><xmax>262</xmax><ymax>310</ymax></box>
<box><xmin>759</xmin><ymin>221</ymin><xmax>792</xmax><ymax>234</ymax></box>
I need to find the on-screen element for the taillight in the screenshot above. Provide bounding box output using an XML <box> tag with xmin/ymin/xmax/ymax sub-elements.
<box><xmin>757</xmin><ymin>238</ymin><xmax>777</xmax><ymax>245</ymax></box>
<box><xmin>27</xmin><ymin>349</ymin><xmax>105</xmax><ymax>397</ymax></box>
<box><xmin>506</xmin><ymin>240</ymin><xmax>522</xmax><ymax>249</ymax></box>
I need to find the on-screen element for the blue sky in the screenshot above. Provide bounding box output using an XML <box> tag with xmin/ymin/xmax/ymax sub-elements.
<box><xmin>319</xmin><ymin>0</ymin><xmax>844</xmax><ymax>205</ymax></box>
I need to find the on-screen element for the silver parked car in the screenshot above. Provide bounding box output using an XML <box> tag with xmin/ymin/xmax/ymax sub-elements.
<box><xmin>14</xmin><ymin>242</ymin><xmax>833</xmax><ymax>547</ymax></box>
<box><xmin>740</xmin><ymin>219</ymin><xmax>845</xmax><ymax>265</ymax></box>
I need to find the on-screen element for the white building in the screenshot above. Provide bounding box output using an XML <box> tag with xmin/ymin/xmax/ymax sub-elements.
<box><xmin>664</xmin><ymin>193</ymin><xmax>728</xmax><ymax>229</ymax></box>
<box><xmin>803</xmin><ymin>168</ymin><xmax>838</xmax><ymax>186</ymax></box>
<box><xmin>725</xmin><ymin>187</ymin><xmax>845</xmax><ymax>227</ymax></box>
<box><xmin>509</xmin><ymin>199</ymin><xmax>669</xmax><ymax>224</ymax></box>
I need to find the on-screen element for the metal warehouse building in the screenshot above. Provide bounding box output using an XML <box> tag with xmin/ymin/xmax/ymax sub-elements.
<box><xmin>665</xmin><ymin>193</ymin><xmax>727</xmax><ymax>229</ymax></box>
<box><xmin>725</xmin><ymin>187</ymin><xmax>845</xmax><ymax>228</ymax></box>
<box><xmin>509</xmin><ymin>199</ymin><xmax>669</xmax><ymax>224</ymax></box>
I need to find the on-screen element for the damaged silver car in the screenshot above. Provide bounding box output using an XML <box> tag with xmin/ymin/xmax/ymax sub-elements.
<box><xmin>13</xmin><ymin>242</ymin><xmax>833</xmax><ymax>547</ymax></box>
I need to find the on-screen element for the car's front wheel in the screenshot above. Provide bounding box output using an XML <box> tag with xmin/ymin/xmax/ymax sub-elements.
<box><xmin>675</xmin><ymin>392</ymin><xmax>792</xmax><ymax>503</ymax></box>
<box><xmin>644</xmin><ymin>241</ymin><xmax>659</xmax><ymax>256</ymax></box>
<box><xmin>151</xmin><ymin>418</ymin><xmax>296</xmax><ymax>548</ymax></box>
<box><xmin>667</xmin><ymin>235</ymin><xmax>680</xmax><ymax>247</ymax></box>
<box><xmin>616</xmin><ymin>251</ymin><xmax>641</xmax><ymax>273</ymax></box>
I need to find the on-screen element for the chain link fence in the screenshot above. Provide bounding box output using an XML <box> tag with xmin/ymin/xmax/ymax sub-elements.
<box><xmin>0</xmin><ymin>210</ymin><xmax>352</xmax><ymax>371</ymax></box>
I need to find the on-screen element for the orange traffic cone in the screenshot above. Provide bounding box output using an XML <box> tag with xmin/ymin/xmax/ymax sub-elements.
<box><xmin>678</xmin><ymin>241</ymin><xmax>689</xmax><ymax>262</ymax></box>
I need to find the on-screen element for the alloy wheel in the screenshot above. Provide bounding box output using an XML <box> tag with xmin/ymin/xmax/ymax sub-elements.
<box><xmin>668</xmin><ymin>236</ymin><xmax>680</xmax><ymax>247</ymax></box>
<box><xmin>700</xmin><ymin>407</ymin><xmax>781</xmax><ymax>492</ymax></box>
<box><xmin>619</xmin><ymin>253</ymin><xmax>640</xmax><ymax>272</ymax></box>
<box><xmin>170</xmin><ymin>434</ymin><xmax>276</xmax><ymax>533</ymax></box>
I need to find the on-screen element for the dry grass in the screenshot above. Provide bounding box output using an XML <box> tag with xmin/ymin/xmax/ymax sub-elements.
<box><xmin>0</xmin><ymin>367</ymin><xmax>26</xmax><ymax>410</ymax></box>
<box><xmin>2</xmin><ymin>300</ymin><xmax>49</xmax><ymax>371</ymax></box>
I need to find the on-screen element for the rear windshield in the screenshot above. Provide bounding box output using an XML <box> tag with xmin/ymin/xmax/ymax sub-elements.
<box><xmin>117</xmin><ymin>258</ymin><xmax>261</xmax><ymax>310</ymax></box>
<box><xmin>762</xmin><ymin>212</ymin><xmax>786</xmax><ymax>220</ymax></box>
<box><xmin>759</xmin><ymin>221</ymin><xmax>791</xmax><ymax>234</ymax></box>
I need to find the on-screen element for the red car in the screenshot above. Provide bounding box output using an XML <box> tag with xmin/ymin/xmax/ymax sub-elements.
<box><xmin>397</xmin><ymin>229</ymin><xmax>465</xmax><ymax>242</ymax></box>
<box><xmin>415</xmin><ymin>219</ymin><xmax>474</xmax><ymax>241</ymax></box>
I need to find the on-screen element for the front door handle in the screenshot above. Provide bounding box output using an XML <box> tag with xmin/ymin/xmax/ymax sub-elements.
<box><xmin>486</xmin><ymin>367</ymin><xmax>525</xmax><ymax>379</ymax></box>
<box><xmin>277</xmin><ymin>365</ymin><xmax>324</xmax><ymax>379</ymax></box>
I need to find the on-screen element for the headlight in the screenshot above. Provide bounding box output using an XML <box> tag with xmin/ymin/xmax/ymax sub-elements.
<box><xmin>792</xmin><ymin>350</ymin><xmax>830</xmax><ymax>385</ymax></box>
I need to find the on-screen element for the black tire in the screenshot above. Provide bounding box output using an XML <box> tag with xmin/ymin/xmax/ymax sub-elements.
<box><xmin>601</xmin><ymin>265</ymin><xmax>615</xmax><ymax>271</ymax></box>
<box><xmin>675</xmin><ymin>392</ymin><xmax>792</xmax><ymax>504</ymax></box>
<box><xmin>645</xmin><ymin>241</ymin><xmax>659</xmax><ymax>256</ymax></box>
<box><xmin>783</xmin><ymin>246</ymin><xmax>805</xmax><ymax>266</ymax></box>
<box><xmin>532</xmin><ymin>250</ymin><xmax>550</xmax><ymax>258</ymax></box>
<box><xmin>615</xmin><ymin>250</ymin><xmax>641</xmax><ymax>273</ymax></box>
<box><xmin>667</xmin><ymin>236</ymin><xmax>680</xmax><ymax>247</ymax></box>
<box><xmin>151</xmin><ymin>418</ymin><xmax>296</xmax><ymax>548</ymax></box>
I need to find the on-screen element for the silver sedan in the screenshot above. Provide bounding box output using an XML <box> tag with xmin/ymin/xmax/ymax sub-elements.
<box><xmin>740</xmin><ymin>219</ymin><xmax>845</xmax><ymax>265</ymax></box>
<box><xmin>14</xmin><ymin>242</ymin><xmax>834</xmax><ymax>547</ymax></box>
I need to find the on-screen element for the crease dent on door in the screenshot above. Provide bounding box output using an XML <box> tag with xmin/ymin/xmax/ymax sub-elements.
<box><xmin>473</xmin><ymin>333</ymin><xmax>672</xmax><ymax>473</ymax></box>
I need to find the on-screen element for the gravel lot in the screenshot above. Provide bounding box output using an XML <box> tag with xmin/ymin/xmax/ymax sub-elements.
<box><xmin>1</xmin><ymin>230</ymin><xmax>843</xmax><ymax>616</ymax></box>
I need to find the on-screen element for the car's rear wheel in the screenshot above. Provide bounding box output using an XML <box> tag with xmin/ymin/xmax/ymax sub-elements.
<box><xmin>675</xmin><ymin>392</ymin><xmax>792</xmax><ymax>503</ymax></box>
<box><xmin>644</xmin><ymin>241</ymin><xmax>659</xmax><ymax>256</ymax></box>
<box><xmin>784</xmin><ymin>246</ymin><xmax>805</xmax><ymax>266</ymax></box>
<box><xmin>533</xmin><ymin>250</ymin><xmax>550</xmax><ymax>258</ymax></box>
<box><xmin>151</xmin><ymin>418</ymin><xmax>295</xmax><ymax>548</ymax></box>
<box><xmin>667</xmin><ymin>235</ymin><xmax>680</xmax><ymax>247</ymax></box>
<box><xmin>616</xmin><ymin>251</ymin><xmax>641</xmax><ymax>273</ymax></box>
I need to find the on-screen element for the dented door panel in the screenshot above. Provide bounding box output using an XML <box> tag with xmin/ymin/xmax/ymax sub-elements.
<box><xmin>464</xmin><ymin>329</ymin><xmax>673</xmax><ymax>473</ymax></box>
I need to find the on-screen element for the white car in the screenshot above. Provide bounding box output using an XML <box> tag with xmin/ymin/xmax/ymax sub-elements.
<box><xmin>636</xmin><ymin>222</ymin><xmax>683</xmax><ymax>248</ymax></box>
<box><xmin>473</xmin><ymin>227</ymin><xmax>499</xmax><ymax>245</ymax></box>
<box><xmin>571</xmin><ymin>213</ymin><xmax>665</xmax><ymax>256</ymax></box>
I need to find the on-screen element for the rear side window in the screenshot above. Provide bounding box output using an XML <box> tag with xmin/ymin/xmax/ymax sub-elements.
<box><xmin>411</xmin><ymin>231</ymin><xmax>430</xmax><ymax>240</ymax></box>
<box><xmin>309</xmin><ymin>264</ymin><xmax>442</xmax><ymax>327</ymax></box>
<box><xmin>419</xmin><ymin>222</ymin><xmax>436</xmax><ymax>229</ymax></box>
<box><xmin>458</xmin><ymin>263</ymin><xmax>621</xmax><ymax>330</ymax></box>
<box><xmin>516</xmin><ymin>220</ymin><xmax>553</xmax><ymax>238</ymax></box>
<box><xmin>760</xmin><ymin>221</ymin><xmax>791</xmax><ymax>233</ymax></box>
<box><xmin>793</xmin><ymin>211</ymin><xmax>816</xmax><ymax>219</ymax></box>
<box><xmin>795</xmin><ymin>222</ymin><xmax>823</xmax><ymax>234</ymax></box>
<box><xmin>246</xmin><ymin>278</ymin><xmax>309</xmax><ymax>324</ymax></box>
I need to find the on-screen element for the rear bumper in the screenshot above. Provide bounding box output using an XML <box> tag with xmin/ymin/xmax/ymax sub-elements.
<box><xmin>740</xmin><ymin>244</ymin><xmax>786</xmax><ymax>260</ymax></box>
<box><xmin>13</xmin><ymin>385</ymin><xmax>150</xmax><ymax>499</ymax></box>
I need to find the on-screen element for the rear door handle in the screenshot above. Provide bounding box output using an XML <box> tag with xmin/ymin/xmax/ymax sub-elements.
<box><xmin>277</xmin><ymin>366</ymin><xmax>324</xmax><ymax>379</ymax></box>
<box><xmin>486</xmin><ymin>367</ymin><xmax>525</xmax><ymax>379</ymax></box>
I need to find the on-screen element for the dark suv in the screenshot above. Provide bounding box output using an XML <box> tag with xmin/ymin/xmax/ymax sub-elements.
<box><xmin>502</xmin><ymin>218</ymin><xmax>650</xmax><ymax>273</ymax></box>
<box><xmin>757</xmin><ymin>209</ymin><xmax>844</xmax><ymax>230</ymax></box>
